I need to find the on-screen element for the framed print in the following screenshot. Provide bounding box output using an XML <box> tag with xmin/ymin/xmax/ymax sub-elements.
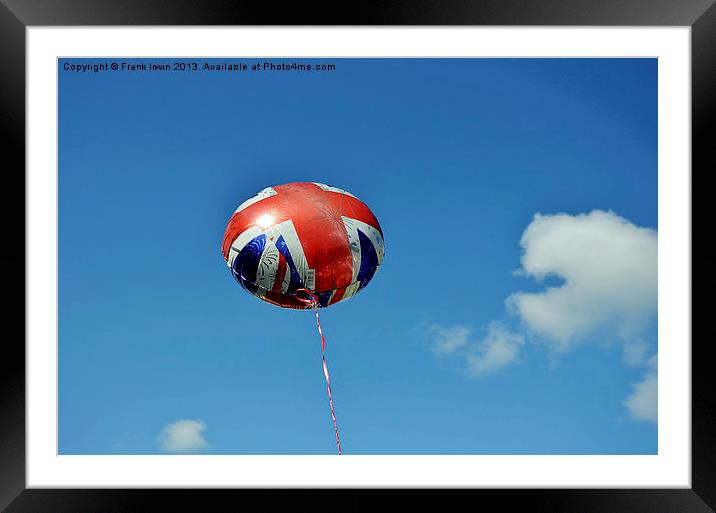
<box><xmin>1</xmin><ymin>0</ymin><xmax>713</xmax><ymax>511</ymax></box>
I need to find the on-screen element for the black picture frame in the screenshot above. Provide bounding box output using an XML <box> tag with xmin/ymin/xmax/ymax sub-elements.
<box><xmin>1</xmin><ymin>1</ymin><xmax>712</xmax><ymax>511</ymax></box>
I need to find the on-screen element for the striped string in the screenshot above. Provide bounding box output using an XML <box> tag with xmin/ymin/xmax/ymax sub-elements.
<box><xmin>295</xmin><ymin>288</ymin><xmax>342</xmax><ymax>455</ymax></box>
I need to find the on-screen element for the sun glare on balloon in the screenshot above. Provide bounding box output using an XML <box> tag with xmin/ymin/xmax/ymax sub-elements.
<box><xmin>256</xmin><ymin>214</ymin><xmax>275</xmax><ymax>229</ymax></box>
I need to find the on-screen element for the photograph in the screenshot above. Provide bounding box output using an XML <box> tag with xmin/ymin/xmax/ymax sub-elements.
<box><xmin>2</xmin><ymin>0</ymin><xmax>712</xmax><ymax>508</ymax></box>
<box><xmin>58</xmin><ymin>57</ymin><xmax>658</xmax><ymax>456</ymax></box>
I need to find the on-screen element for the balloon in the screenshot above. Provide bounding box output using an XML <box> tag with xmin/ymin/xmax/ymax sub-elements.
<box><xmin>222</xmin><ymin>182</ymin><xmax>384</xmax><ymax>309</ymax></box>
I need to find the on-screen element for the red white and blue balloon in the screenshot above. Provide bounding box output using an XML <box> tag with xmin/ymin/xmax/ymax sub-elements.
<box><xmin>221</xmin><ymin>182</ymin><xmax>384</xmax><ymax>309</ymax></box>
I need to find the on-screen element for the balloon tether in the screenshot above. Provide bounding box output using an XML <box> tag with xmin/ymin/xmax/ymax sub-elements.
<box><xmin>294</xmin><ymin>288</ymin><xmax>342</xmax><ymax>455</ymax></box>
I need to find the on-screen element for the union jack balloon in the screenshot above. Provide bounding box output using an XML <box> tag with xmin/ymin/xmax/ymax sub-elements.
<box><xmin>221</xmin><ymin>182</ymin><xmax>385</xmax><ymax>309</ymax></box>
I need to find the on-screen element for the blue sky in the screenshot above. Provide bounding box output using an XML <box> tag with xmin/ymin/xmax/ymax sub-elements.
<box><xmin>58</xmin><ymin>58</ymin><xmax>658</xmax><ymax>455</ymax></box>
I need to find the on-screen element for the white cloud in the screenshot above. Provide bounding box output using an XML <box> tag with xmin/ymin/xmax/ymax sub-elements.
<box><xmin>425</xmin><ymin>209</ymin><xmax>658</xmax><ymax>428</ymax></box>
<box><xmin>623</xmin><ymin>355</ymin><xmax>658</xmax><ymax>423</ymax></box>
<box><xmin>158</xmin><ymin>419</ymin><xmax>209</xmax><ymax>453</ymax></box>
<box><xmin>429</xmin><ymin>324</ymin><xmax>472</xmax><ymax>355</ymax></box>
<box><xmin>428</xmin><ymin>322</ymin><xmax>523</xmax><ymax>377</ymax></box>
<box><xmin>466</xmin><ymin>322</ymin><xmax>525</xmax><ymax>377</ymax></box>
<box><xmin>507</xmin><ymin>210</ymin><xmax>657</xmax><ymax>353</ymax></box>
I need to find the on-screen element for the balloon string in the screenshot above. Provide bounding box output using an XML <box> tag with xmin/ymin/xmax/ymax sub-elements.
<box><xmin>295</xmin><ymin>289</ymin><xmax>342</xmax><ymax>455</ymax></box>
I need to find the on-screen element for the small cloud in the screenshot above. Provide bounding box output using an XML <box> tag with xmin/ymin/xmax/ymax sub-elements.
<box><xmin>158</xmin><ymin>419</ymin><xmax>209</xmax><ymax>453</ymax></box>
<box><xmin>623</xmin><ymin>354</ymin><xmax>658</xmax><ymax>423</ymax></box>
<box><xmin>466</xmin><ymin>322</ymin><xmax>525</xmax><ymax>377</ymax></box>
<box><xmin>427</xmin><ymin>322</ymin><xmax>523</xmax><ymax>377</ymax></box>
<box><xmin>429</xmin><ymin>324</ymin><xmax>472</xmax><ymax>355</ymax></box>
